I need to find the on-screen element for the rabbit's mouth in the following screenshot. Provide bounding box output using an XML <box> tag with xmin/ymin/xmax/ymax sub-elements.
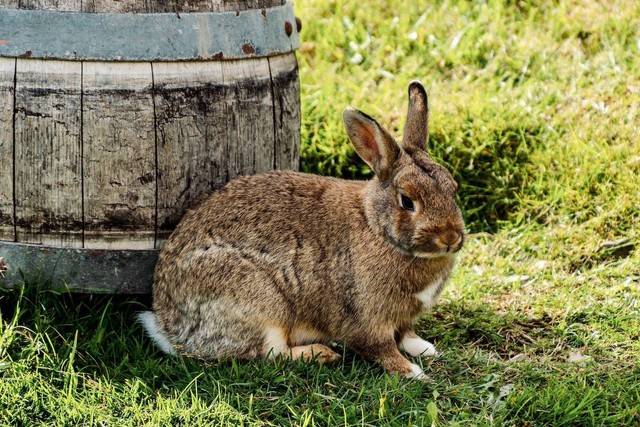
<box><xmin>410</xmin><ymin>231</ymin><xmax>465</xmax><ymax>258</ymax></box>
<box><xmin>393</xmin><ymin>241</ymin><xmax>459</xmax><ymax>259</ymax></box>
<box><xmin>410</xmin><ymin>246</ymin><xmax>459</xmax><ymax>259</ymax></box>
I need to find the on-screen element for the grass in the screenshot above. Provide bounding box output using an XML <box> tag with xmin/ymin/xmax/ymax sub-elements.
<box><xmin>1</xmin><ymin>0</ymin><xmax>639</xmax><ymax>425</ymax></box>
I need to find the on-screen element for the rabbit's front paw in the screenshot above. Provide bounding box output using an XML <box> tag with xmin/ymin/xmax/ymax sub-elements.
<box><xmin>399</xmin><ymin>334</ymin><xmax>438</xmax><ymax>358</ymax></box>
<box><xmin>404</xmin><ymin>363</ymin><xmax>428</xmax><ymax>381</ymax></box>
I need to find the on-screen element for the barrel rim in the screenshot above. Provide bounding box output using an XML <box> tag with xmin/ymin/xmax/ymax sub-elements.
<box><xmin>0</xmin><ymin>2</ymin><xmax>299</xmax><ymax>61</ymax></box>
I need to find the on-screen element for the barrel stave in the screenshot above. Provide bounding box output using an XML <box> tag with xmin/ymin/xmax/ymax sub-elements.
<box><xmin>82</xmin><ymin>61</ymin><xmax>156</xmax><ymax>250</ymax></box>
<box><xmin>153</xmin><ymin>60</ymin><xmax>228</xmax><ymax>242</ymax></box>
<box><xmin>269</xmin><ymin>53</ymin><xmax>300</xmax><ymax>171</ymax></box>
<box><xmin>13</xmin><ymin>59</ymin><xmax>83</xmax><ymax>247</ymax></box>
<box><xmin>0</xmin><ymin>57</ymin><xmax>14</xmax><ymax>242</ymax></box>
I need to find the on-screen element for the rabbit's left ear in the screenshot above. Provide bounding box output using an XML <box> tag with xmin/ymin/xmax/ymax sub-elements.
<box><xmin>402</xmin><ymin>80</ymin><xmax>429</xmax><ymax>154</ymax></box>
<box><xmin>343</xmin><ymin>107</ymin><xmax>400</xmax><ymax>181</ymax></box>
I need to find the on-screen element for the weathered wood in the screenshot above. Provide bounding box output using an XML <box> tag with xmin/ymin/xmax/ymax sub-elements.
<box><xmin>153</xmin><ymin>61</ymin><xmax>227</xmax><ymax>243</ymax></box>
<box><xmin>82</xmin><ymin>61</ymin><xmax>156</xmax><ymax>249</ymax></box>
<box><xmin>1</xmin><ymin>0</ymin><xmax>285</xmax><ymax>12</ymax></box>
<box><xmin>22</xmin><ymin>0</ymin><xmax>289</xmax><ymax>12</ymax></box>
<box><xmin>14</xmin><ymin>59</ymin><xmax>82</xmax><ymax>247</ymax></box>
<box><xmin>0</xmin><ymin>2</ymin><xmax>301</xmax><ymax>292</ymax></box>
<box><xmin>16</xmin><ymin>0</ymin><xmax>80</xmax><ymax>11</ymax></box>
<box><xmin>80</xmin><ymin>0</ymin><xmax>141</xmax><ymax>13</ymax></box>
<box><xmin>222</xmin><ymin>57</ymin><xmax>275</xmax><ymax>181</ymax></box>
<box><xmin>270</xmin><ymin>53</ymin><xmax>300</xmax><ymax>170</ymax></box>
<box><xmin>0</xmin><ymin>240</ymin><xmax>157</xmax><ymax>293</ymax></box>
<box><xmin>0</xmin><ymin>57</ymin><xmax>14</xmax><ymax>242</ymax></box>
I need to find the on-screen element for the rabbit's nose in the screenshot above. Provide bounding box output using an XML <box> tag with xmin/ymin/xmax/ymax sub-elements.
<box><xmin>435</xmin><ymin>230</ymin><xmax>463</xmax><ymax>252</ymax></box>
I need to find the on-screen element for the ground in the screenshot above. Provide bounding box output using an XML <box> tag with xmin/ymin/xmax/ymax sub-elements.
<box><xmin>1</xmin><ymin>0</ymin><xmax>639</xmax><ymax>425</ymax></box>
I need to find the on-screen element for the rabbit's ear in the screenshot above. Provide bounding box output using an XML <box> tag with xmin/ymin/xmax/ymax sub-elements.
<box><xmin>402</xmin><ymin>81</ymin><xmax>429</xmax><ymax>154</ymax></box>
<box><xmin>343</xmin><ymin>107</ymin><xmax>400</xmax><ymax>180</ymax></box>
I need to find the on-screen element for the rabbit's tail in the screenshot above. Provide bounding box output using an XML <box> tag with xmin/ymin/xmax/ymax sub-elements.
<box><xmin>137</xmin><ymin>311</ymin><xmax>177</xmax><ymax>356</ymax></box>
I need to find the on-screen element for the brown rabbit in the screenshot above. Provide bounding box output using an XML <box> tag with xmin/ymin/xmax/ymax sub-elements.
<box><xmin>139</xmin><ymin>81</ymin><xmax>465</xmax><ymax>379</ymax></box>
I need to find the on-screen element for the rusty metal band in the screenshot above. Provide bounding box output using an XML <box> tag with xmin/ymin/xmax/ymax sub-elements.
<box><xmin>0</xmin><ymin>241</ymin><xmax>157</xmax><ymax>293</ymax></box>
<box><xmin>0</xmin><ymin>2</ymin><xmax>299</xmax><ymax>61</ymax></box>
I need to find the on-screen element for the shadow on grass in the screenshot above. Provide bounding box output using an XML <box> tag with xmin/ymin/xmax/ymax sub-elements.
<box><xmin>0</xmin><ymin>280</ymin><xmax>447</xmax><ymax>424</ymax></box>
<box><xmin>0</xmin><ymin>279</ymin><xmax>556</xmax><ymax>381</ymax></box>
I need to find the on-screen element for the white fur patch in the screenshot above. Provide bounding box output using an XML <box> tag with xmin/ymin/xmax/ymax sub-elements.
<box><xmin>415</xmin><ymin>276</ymin><xmax>447</xmax><ymax>311</ymax></box>
<box><xmin>137</xmin><ymin>311</ymin><xmax>177</xmax><ymax>356</ymax></box>
<box><xmin>263</xmin><ymin>326</ymin><xmax>289</xmax><ymax>358</ymax></box>
<box><xmin>399</xmin><ymin>335</ymin><xmax>438</xmax><ymax>357</ymax></box>
<box><xmin>411</xmin><ymin>251</ymin><xmax>445</xmax><ymax>259</ymax></box>
<box><xmin>404</xmin><ymin>362</ymin><xmax>427</xmax><ymax>380</ymax></box>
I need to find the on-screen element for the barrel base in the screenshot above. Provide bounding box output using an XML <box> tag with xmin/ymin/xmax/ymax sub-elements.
<box><xmin>0</xmin><ymin>241</ymin><xmax>157</xmax><ymax>293</ymax></box>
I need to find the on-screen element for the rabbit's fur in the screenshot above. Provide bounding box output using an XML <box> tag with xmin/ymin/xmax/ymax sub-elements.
<box><xmin>141</xmin><ymin>81</ymin><xmax>465</xmax><ymax>379</ymax></box>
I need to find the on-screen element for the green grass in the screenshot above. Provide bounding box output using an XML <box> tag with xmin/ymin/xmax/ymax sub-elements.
<box><xmin>1</xmin><ymin>0</ymin><xmax>639</xmax><ymax>425</ymax></box>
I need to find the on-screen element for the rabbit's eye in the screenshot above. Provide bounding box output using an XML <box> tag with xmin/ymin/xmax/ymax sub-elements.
<box><xmin>399</xmin><ymin>194</ymin><xmax>415</xmax><ymax>212</ymax></box>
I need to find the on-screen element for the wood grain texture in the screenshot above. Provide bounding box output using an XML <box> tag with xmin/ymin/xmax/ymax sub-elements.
<box><xmin>2</xmin><ymin>0</ymin><xmax>284</xmax><ymax>11</ymax></box>
<box><xmin>80</xmin><ymin>0</ymin><xmax>143</xmax><ymax>13</ymax></box>
<box><xmin>14</xmin><ymin>59</ymin><xmax>82</xmax><ymax>246</ymax></box>
<box><xmin>0</xmin><ymin>57</ymin><xmax>14</xmax><ymax>242</ymax></box>
<box><xmin>80</xmin><ymin>0</ymin><xmax>285</xmax><ymax>13</ymax></box>
<box><xmin>14</xmin><ymin>0</ymin><xmax>81</xmax><ymax>11</ymax></box>
<box><xmin>222</xmin><ymin>57</ymin><xmax>275</xmax><ymax>182</ymax></box>
<box><xmin>152</xmin><ymin>61</ymin><xmax>227</xmax><ymax>244</ymax></box>
<box><xmin>82</xmin><ymin>61</ymin><xmax>155</xmax><ymax>249</ymax></box>
<box><xmin>270</xmin><ymin>53</ymin><xmax>300</xmax><ymax>171</ymax></box>
<box><xmin>1</xmin><ymin>1</ymin><xmax>301</xmax><ymax>292</ymax></box>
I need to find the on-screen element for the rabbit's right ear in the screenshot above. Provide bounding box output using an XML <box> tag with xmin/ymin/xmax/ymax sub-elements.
<box><xmin>343</xmin><ymin>107</ymin><xmax>400</xmax><ymax>180</ymax></box>
<box><xmin>402</xmin><ymin>81</ymin><xmax>429</xmax><ymax>154</ymax></box>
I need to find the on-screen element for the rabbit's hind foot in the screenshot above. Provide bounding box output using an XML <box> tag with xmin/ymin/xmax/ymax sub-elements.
<box><xmin>288</xmin><ymin>344</ymin><xmax>342</xmax><ymax>364</ymax></box>
<box><xmin>263</xmin><ymin>326</ymin><xmax>341</xmax><ymax>364</ymax></box>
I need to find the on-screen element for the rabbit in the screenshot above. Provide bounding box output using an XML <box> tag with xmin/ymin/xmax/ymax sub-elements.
<box><xmin>139</xmin><ymin>81</ymin><xmax>465</xmax><ymax>380</ymax></box>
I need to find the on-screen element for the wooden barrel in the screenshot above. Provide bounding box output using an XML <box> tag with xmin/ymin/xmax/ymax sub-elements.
<box><xmin>0</xmin><ymin>0</ymin><xmax>300</xmax><ymax>292</ymax></box>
